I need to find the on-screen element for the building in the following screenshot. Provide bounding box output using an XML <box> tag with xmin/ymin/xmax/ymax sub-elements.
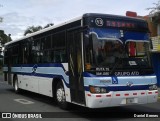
<box><xmin>142</xmin><ymin>13</ymin><xmax>160</xmax><ymax>87</ymax></box>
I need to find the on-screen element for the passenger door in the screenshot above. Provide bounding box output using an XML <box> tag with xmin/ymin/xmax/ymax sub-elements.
<box><xmin>67</xmin><ymin>29</ymin><xmax>85</xmax><ymax>105</ymax></box>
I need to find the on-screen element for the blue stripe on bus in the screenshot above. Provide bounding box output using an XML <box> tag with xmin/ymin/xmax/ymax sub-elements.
<box><xmin>13</xmin><ymin>72</ymin><xmax>70</xmax><ymax>88</ymax></box>
<box><xmin>84</xmin><ymin>85</ymin><xmax>150</xmax><ymax>91</ymax></box>
<box><xmin>83</xmin><ymin>72</ymin><xmax>98</xmax><ymax>77</ymax></box>
<box><xmin>83</xmin><ymin>72</ymin><xmax>155</xmax><ymax>77</ymax></box>
<box><xmin>14</xmin><ymin>72</ymin><xmax>150</xmax><ymax>91</ymax></box>
<box><xmin>10</xmin><ymin>71</ymin><xmax>150</xmax><ymax>91</ymax></box>
<box><xmin>6</xmin><ymin>63</ymin><xmax>67</xmax><ymax>72</ymax></box>
<box><xmin>10</xmin><ymin>63</ymin><xmax>65</xmax><ymax>67</ymax></box>
<box><xmin>4</xmin><ymin>64</ymin><xmax>154</xmax><ymax>91</ymax></box>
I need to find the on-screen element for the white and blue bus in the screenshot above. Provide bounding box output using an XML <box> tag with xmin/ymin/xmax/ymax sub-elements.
<box><xmin>3</xmin><ymin>13</ymin><xmax>158</xmax><ymax>109</ymax></box>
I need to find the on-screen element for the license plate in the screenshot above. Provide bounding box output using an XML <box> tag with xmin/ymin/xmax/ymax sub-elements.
<box><xmin>126</xmin><ymin>98</ymin><xmax>134</xmax><ymax>104</ymax></box>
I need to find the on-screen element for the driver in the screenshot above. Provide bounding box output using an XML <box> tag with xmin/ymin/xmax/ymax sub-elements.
<box><xmin>102</xmin><ymin>42</ymin><xmax>115</xmax><ymax>64</ymax></box>
<box><xmin>112</xmin><ymin>41</ymin><xmax>123</xmax><ymax>58</ymax></box>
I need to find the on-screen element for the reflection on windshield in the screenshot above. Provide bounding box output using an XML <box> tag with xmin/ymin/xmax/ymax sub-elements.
<box><xmin>126</xmin><ymin>41</ymin><xmax>149</xmax><ymax>57</ymax></box>
<box><xmin>84</xmin><ymin>28</ymin><xmax>152</xmax><ymax>70</ymax></box>
<box><xmin>84</xmin><ymin>29</ymin><xmax>151</xmax><ymax>72</ymax></box>
<box><xmin>92</xmin><ymin>33</ymin><xmax>123</xmax><ymax>67</ymax></box>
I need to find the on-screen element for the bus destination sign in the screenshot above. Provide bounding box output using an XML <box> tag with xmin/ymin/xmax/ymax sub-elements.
<box><xmin>92</xmin><ymin>17</ymin><xmax>148</xmax><ymax>30</ymax></box>
<box><xmin>106</xmin><ymin>20</ymin><xmax>135</xmax><ymax>28</ymax></box>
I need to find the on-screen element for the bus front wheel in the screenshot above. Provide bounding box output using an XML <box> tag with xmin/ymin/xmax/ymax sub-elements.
<box><xmin>56</xmin><ymin>81</ymin><xmax>69</xmax><ymax>109</ymax></box>
<box><xmin>14</xmin><ymin>76</ymin><xmax>20</xmax><ymax>93</ymax></box>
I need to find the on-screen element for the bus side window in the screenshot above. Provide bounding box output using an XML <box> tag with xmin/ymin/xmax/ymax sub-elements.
<box><xmin>54</xmin><ymin>51</ymin><xmax>60</xmax><ymax>63</ymax></box>
<box><xmin>61</xmin><ymin>51</ymin><xmax>66</xmax><ymax>62</ymax></box>
<box><xmin>23</xmin><ymin>45</ymin><xmax>29</xmax><ymax>64</ymax></box>
<box><xmin>53</xmin><ymin>50</ymin><xmax>66</xmax><ymax>63</ymax></box>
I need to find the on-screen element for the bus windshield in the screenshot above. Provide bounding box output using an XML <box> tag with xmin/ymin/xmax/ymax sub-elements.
<box><xmin>84</xmin><ymin>28</ymin><xmax>151</xmax><ymax>70</ymax></box>
<box><xmin>92</xmin><ymin>35</ymin><xmax>123</xmax><ymax>67</ymax></box>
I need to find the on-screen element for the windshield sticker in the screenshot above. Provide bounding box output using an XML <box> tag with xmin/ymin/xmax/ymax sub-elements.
<box><xmin>96</xmin><ymin>68</ymin><xmax>110</xmax><ymax>76</ymax></box>
<box><xmin>96</xmin><ymin>68</ymin><xmax>109</xmax><ymax>71</ymax></box>
<box><xmin>120</xmin><ymin>30</ymin><xmax>124</xmax><ymax>37</ymax></box>
<box><xmin>96</xmin><ymin>72</ymin><xmax>110</xmax><ymax>76</ymax></box>
<box><xmin>129</xmin><ymin>61</ymin><xmax>137</xmax><ymax>65</ymax></box>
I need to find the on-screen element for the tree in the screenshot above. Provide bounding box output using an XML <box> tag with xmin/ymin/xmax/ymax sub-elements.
<box><xmin>24</xmin><ymin>26</ymin><xmax>42</xmax><ymax>36</ymax></box>
<box><xmin>147</xmin><ymin>0</ymin><xmax>160</xmax><ymax>24</ymax></box>
<box><xmin>24</xmin><ymin>23</ymin><xmax>54</xmax><ymax>36</ymax></box>
<box><xmin>44</xmin><ymin>23</ymin><xmax>54</xmax><ymax>28</ymax></box>
<box><xmin>0</xmin><ymin>30</ymin><xmax>11</xmax><ymax>44</ymax></box>
<box><xmin>147</xmin><ymin>0</ymin><xmax>160</xmax><ymax>14</ymax></box>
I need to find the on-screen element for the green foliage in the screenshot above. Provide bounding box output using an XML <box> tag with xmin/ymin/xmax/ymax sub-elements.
<box><xmin>147</xmin><ymin>0</ymin><xmax>160</xmax><ymax>14</ymax></box>
<box><xmin>44</xmin><ymin>23</ymin><xmax>54</xmax><ymax>29</ymax></box>
<box><xmin>24</xmin><ymin>23</ymin><xmax>54</xmax><ymax>36</ymax></box>
<box><xmin>147</xmin><ymin>0</ymin><xmax>160</xmax><ymax>24</ymax></box>
<box><xmin>0</xmin><ymin>30</ymin><xmax>11</xmax><ymax>44</ymax></box>
<box><xmin>24</xmin><ymin>26</ymin><xmax>42</xmax><ymax>36</ymax></box>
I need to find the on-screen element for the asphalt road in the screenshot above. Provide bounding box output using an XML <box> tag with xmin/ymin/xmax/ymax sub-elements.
<box><xmin>0</xmin><ymin>75</ymin><xmax>160</xmax><ymax>121</ymax></box>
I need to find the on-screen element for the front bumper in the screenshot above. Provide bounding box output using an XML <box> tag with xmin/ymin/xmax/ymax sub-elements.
<box><xmin>85</xmin><ymin>90</ymin><xmax>158</xmax><ymax>108</ymax></box>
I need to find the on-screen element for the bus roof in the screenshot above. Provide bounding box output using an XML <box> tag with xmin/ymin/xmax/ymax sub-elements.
<box><xmin>5</xmin><ymin>13</ymin><xmax>146</xmax><ymax>46</ymax></box>
<box><xmin>83</xmin><ymin>13</ymin><xmax>146</xmax><ymax>22</ymax></box>
<box><xmin>5</xmin><ymin>15</ymin><xmax>83</xmax><ymax>46</ymax></box>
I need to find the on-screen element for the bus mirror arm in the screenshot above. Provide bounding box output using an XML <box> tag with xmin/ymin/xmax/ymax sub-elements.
<box><xmin>149</xmin><ymin>38</ymin><xmax>153</xmax><ymax>49</ymax></box>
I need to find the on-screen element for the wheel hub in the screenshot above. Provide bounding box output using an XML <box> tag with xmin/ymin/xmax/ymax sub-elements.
<box><xmin>15</xmin><ymin>80</ymin><xmax>18</xmax><ymax>91</ymax></box>
<box><xmin>57</xmin><ymin>88</ymin><xmax>65</xmax><ymax>102</ymax></box>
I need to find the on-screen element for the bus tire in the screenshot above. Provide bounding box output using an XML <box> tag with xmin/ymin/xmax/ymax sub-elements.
<box><xmin>14</xmin><ymin>76</ymin><xmax>20</xmax><ymax>93</ymax></box>
<box><xmin>56</xmin><ymin>81</ymin><xmax>69</xmax><ymax>109</ymax></box>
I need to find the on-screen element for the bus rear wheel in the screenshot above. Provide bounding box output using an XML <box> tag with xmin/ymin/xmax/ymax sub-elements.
<box><xmin>14</xmin><ymin>76</ymin><xmax>20</xmax><ymax>93</ymax></box>
<box><xmin>56</xmin><ymin>81</ymin><xmax>69</xmax><ymax>109</ymax></box>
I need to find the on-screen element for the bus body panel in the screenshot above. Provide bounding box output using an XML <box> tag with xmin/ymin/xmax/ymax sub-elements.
<box><xmin>83</xmin><ymin>75</ymin><xmax>158</xmax><ymax>108</ymax></box>
<box><xmin>83</xmin><ymin>76</ymin><xmax>157</xmax><ymax>88</ymax></box>
<box><xmin>85</xmin><ymin>90</ymin><xmax>158</xmax><ymax>108</ymax></box>
<box><xmin>6</xmin><ymin>64</ymin><xmax>70</xmax><ymax>95</ymax></box>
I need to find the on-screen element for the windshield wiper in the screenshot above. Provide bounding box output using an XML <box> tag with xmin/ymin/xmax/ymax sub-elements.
<box><xmin>110</xmin><ymin>57</ymin><xmax>123</xmax><ymax>75</ymax></box>
<box><xmin>110</xmin><ymin>47</ymin><xmax>126</xmax><ymax>75</ymax></box>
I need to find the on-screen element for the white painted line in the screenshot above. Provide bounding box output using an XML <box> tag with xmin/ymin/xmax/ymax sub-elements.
<box><xmin>14</xmin><ymin>99</ymin><xmax>34</xmax><ymax>104</ymax></box>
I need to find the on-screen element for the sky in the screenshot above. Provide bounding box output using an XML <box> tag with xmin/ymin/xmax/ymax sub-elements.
<box><xmin>0</xmin><ymin>0</ymin><xmax>158</xmax><ymax>40</ymax></box>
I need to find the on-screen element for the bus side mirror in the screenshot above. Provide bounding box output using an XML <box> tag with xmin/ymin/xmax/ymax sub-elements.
<box><xmin>89</xmin><ymin>34</ymin><xmax>93</xmax><ymax>48</ymax></box>
<box><xmin>149</xmin><ymin>38</ymin><xmax>153</xmax><ymax>49</ymax></box>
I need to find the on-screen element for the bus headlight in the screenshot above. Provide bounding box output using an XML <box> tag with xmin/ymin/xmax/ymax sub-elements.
<box><xmin>89</xmin><ymin>86</ymin><xmax>108</xmax><ymax>93</ymax></box>
<box><xmin>149</xmin><ymin>84</ymin><xmax>157</xmax><ymax>90</ymax></box>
